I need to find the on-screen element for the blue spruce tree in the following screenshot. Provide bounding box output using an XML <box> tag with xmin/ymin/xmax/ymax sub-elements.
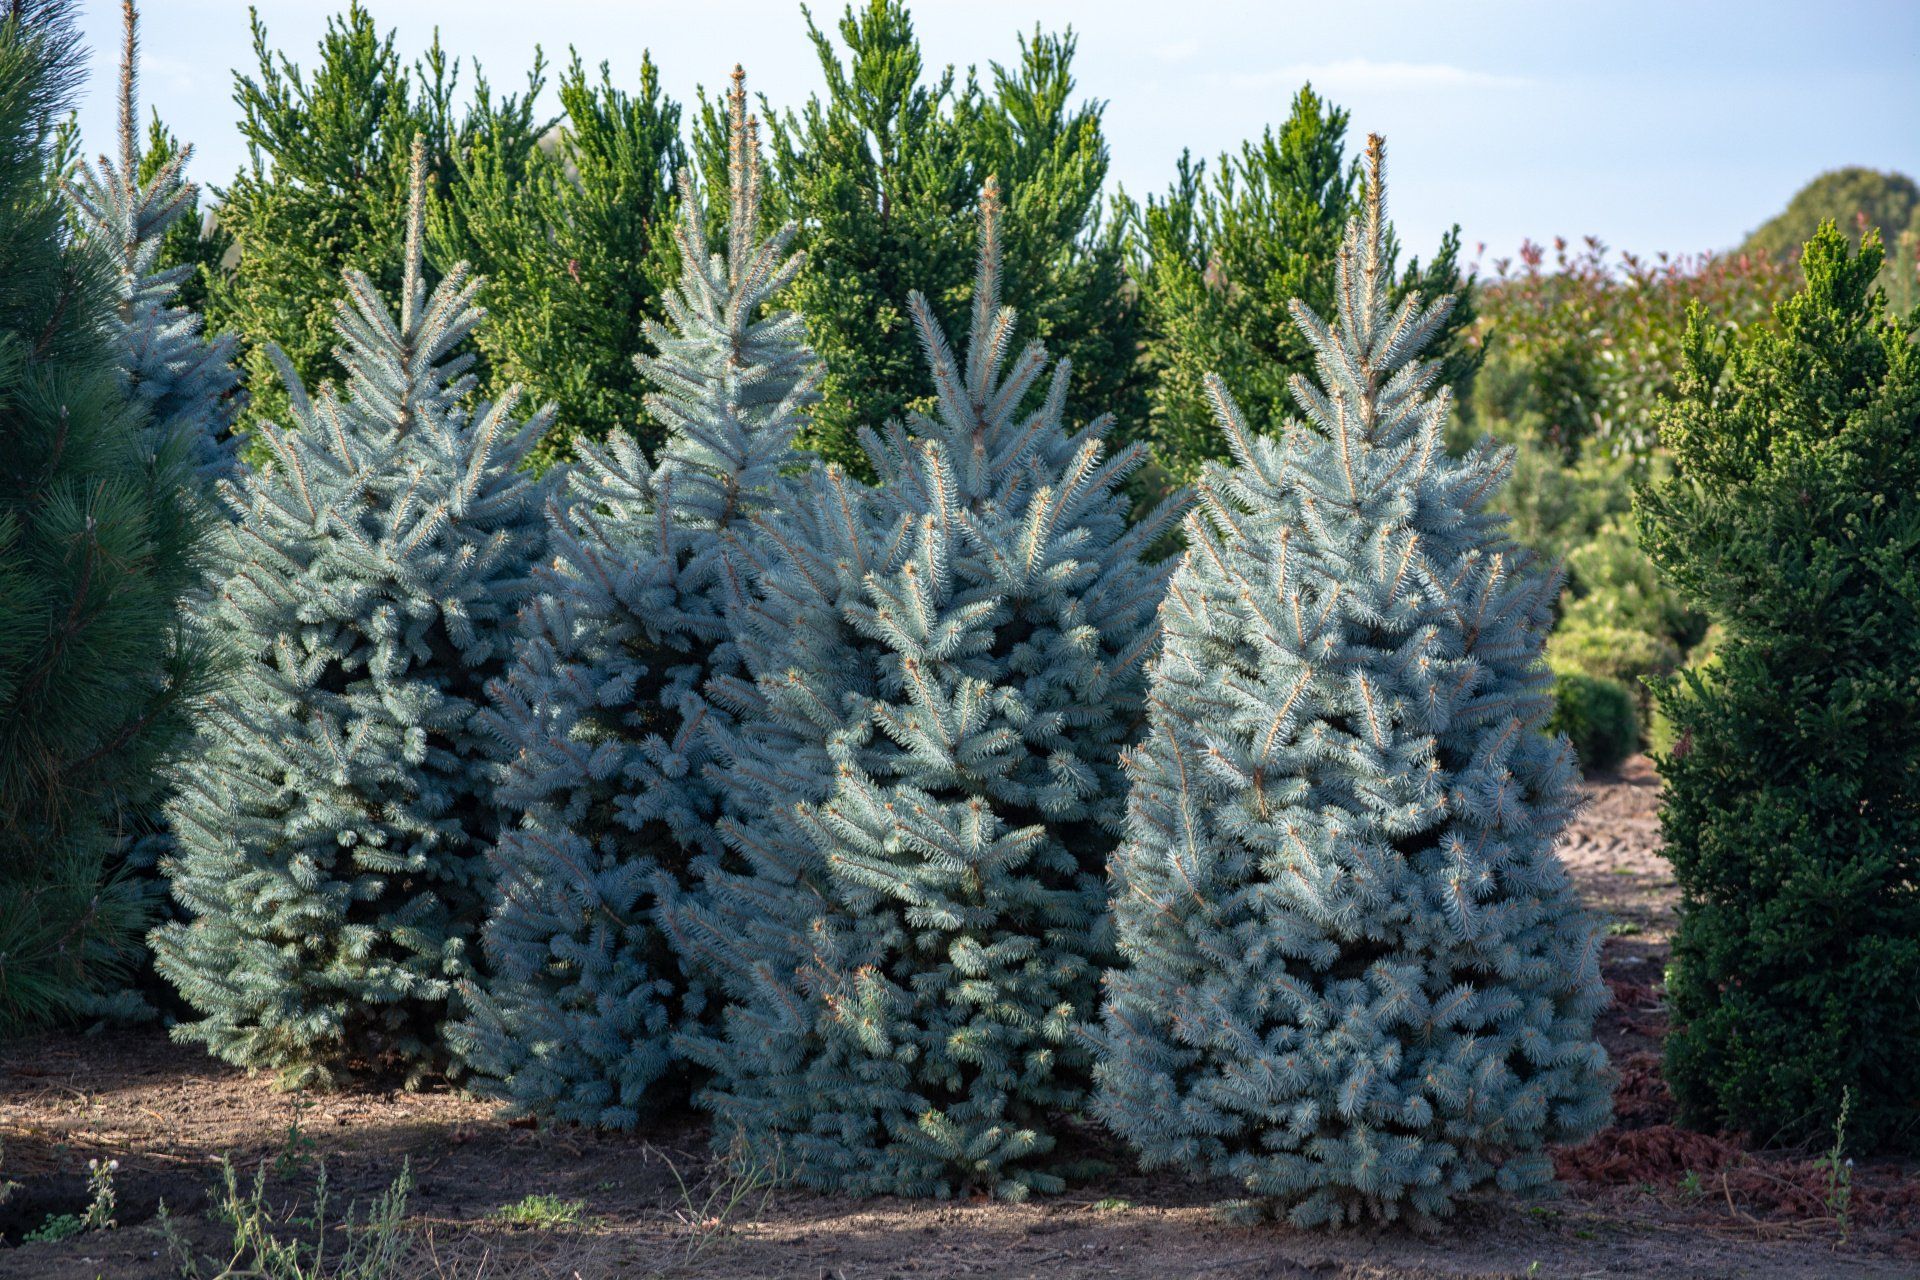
<box><xmin>449</xmin><ymin>74</ymin><xmax>818</xmax><ymax>1127</ymax></box>
<box><xmin>152</xmin><ymin>139</ymin><xmax>551</xmax><ymax>1086</ymax></box>
<box><xmin>670</xmin><ymin>180</ymin><xmax>1185</xmax><ymax>1200</ymax></box>
<box><xmin>66</xmin><ymin>1</ymin><xmax>240</xmax><ymax>486</ymax></box>
<box><xmin>1091</xmin><ymin>138</ymin><xmax>1610</xmax><ymax>1226</ymax></box>
<box><xmin>60</xmin><ymin>2</ymin><xmax>245</xmax><ymax>1021</ymax></box>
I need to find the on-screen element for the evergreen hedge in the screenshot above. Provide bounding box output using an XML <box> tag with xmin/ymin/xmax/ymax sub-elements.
<box><xmin>1638</xmin><ymin>222</ymin><xmax>1920</xmax><ymax>1152</ymax></box>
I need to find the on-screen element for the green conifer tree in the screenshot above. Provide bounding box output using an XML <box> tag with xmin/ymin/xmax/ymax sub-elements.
<box><xmin>431</xmin><ymin>50</ymin><xmax>685</xmax><ymax>467</ymax></box>
<box><xmin>1093</xmin><ymin>139</ymin><xmax>1609</xmax><ymax>1226</ymax></box>
<box><xmin>208</xmin><ymin>2</ymin><xmax>541</xmax><ymax>442</ymax></box>
<box><xmin>1130</xmin><ymin>86</ymin><xmax>1478</xmax><ymax>495</ymax></box>
<box><xmin>672</xmin><ymin>181</ymin><xmax>1184</xmax><ymax>1199</ymax></box>
<box><xmin>450</xmin><ymin>75</ymin><xmax>816</xmax><ymax>1126</ymax></box>
<box><xmin>153</xmin><ymin>141</ymin><xmax>551</xmax><ymax>1086</ymax></box>
<box><xmin>0</xmin><ymin>0</ymin><xmax>208</xmax><ymax>1030</ymax></box>
<box><xmin>135</xmin><ymin>115</ymin><xmax>227</xmax><ymax>320</ymax></box>
<box><xmin>1637</xmin><ymin>223</ymin><xmax>1920</xmax><ymax>1153</ymax></box>
<box><xmin>743</xmin><ymin>1</ymin><xmax>1136</xmax><ymax>478</ymax></box>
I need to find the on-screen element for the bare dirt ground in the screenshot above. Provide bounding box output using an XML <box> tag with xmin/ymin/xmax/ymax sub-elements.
<box><xmin>1</xmin><ymin>756</ymin><xmax>1914</xmax><ymax>1280</ymax></box>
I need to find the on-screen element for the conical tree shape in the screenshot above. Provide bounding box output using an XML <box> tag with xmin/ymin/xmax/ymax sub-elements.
<box><xmin>153</xmin><ymin>140</ymin><xmax>551</xmax><ymax>1087</ymax></box>
<box><xmin>0</xmin><ymin>0</ymin><xmax>208</xmax><ymax>1031</ymax></box>
<box><xmin>206</xmin><ymin>3</ymin><xmax>545</xmax><ymax>447</ymax></box>
<box><xmin>1128</xmin><ymin>85</ymin><xmax>1478</xmax><ymax>493</ymax></box>
<box><xmin>65</xmin><ymin>0</ymin><xmax>240</xmax><ymax>485</ymax></box>
<box><xmin>1092</xmin><ymin>138</ymin><xmax>1610</xmax><ymax>1226</ymax></box>
<box><xmin>450</xmin><ymin>73</ymin><xmax>818</xmax><ymax>1127</ymax></box>
<box><xmin>672</xmin><ymin>181</ymin><xmax>1185</xmax><ymax>1200</ymax></box>
<box><xmin>749</xmin><ymin>1</ymin><xmax>1139</xmax><ymax>481</ymax></box>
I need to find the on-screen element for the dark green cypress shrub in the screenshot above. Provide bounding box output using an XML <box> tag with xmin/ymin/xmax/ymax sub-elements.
<box><xmin>430</xmin><ymin>50</ymin><xmax>685</xmax><ymax>467</ymax></box>
<box><xmin>1127</xmin><ymin>85</ymin><xmax>1478</xmax><ymax>497</ymax></box>
<box><xmin>208</xmin><ymin>2</ymin><xmax>543</xmax><ymax>446</ymax></box>
<box><xmin>1638</xmin><ymin>222</ymin><xmax>1920</xmax><ymax>1153</ymax></box>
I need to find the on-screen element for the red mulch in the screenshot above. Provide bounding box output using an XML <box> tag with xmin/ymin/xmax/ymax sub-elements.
<box><xmin>1605</xmin><ymin>1051</ymin><xmax>1678</xmax><ymax>1129</ymax></box>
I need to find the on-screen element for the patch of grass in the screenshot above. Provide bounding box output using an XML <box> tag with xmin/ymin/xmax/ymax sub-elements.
<box><xmin>1606</xmin><ymin>919</ymin><xmax>1643</xmax><ymax>937</ymax></box>
<box><xmin>490</xmin><ymin>1193</ymin><xmax>586</xmax><ymax>1229</ymax></box>
<box><xmin>1091</xmin><ymin>1196</ymin><xmax>1132</xmax><ymax>1213</ymax></box>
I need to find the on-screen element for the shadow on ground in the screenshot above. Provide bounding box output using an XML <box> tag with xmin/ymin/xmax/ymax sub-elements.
<box><xmin>2</xmin><ymin>759</ymin><xmax>1914</xmax><ymax>1280</ymax></box>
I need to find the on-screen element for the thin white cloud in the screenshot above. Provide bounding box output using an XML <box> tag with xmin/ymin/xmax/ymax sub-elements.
<box><xmin>1222</xmin><ymin>59</ymin><xmax>1533</xmax><ymax>94</ymax></box>
<box><xmin>142</xmin><ymin>53</ymin><xmax>201</xmax><ymax>95</ymax></box>
<box><xmin>1155</xmin><ymin>38</ymin><xmax>1201</xmax><ymax>63</ymax></box>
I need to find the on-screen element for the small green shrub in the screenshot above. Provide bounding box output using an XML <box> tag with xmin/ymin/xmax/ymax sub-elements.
<box><xmin>1548</xmin><ymin>622</ymin><xmax>1680</xmax><ymax>692</ymax></box>
<box><xmin>22</xmin><ymin>1157</ymin><xmax>118</xmax><ymax>1244</ymax></box>
<box><xmin>1561</xmin><ymin>517</ymin><xmax>1707</xmax><ymax>651</ymax></box>
<box><xmin>1549</xmin><ymin>621</ymin><xmax>1680</xmax><ymax>739</ymax></box>
<box><xmin>23</xmin><ymin>1214</ymin><xmax>86</xmax><ymax>1245</ymax></box>
<box><xmin>1548</xmin><ymin>671</ymin><xmax>1638</xmax><ymax>771</ymax></box>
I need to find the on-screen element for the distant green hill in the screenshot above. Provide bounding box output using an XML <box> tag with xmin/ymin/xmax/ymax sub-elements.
<box><xmin>1744</xmin><ymin>167</ymin><xmax>1919</xmax><ymax>312</ymax></box>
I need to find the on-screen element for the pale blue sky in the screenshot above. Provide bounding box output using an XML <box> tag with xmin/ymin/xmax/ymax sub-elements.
<box><xmin>73</xmin><ymin>1</ymin><xmax>1919</xmax><ymax>266</ymax></box>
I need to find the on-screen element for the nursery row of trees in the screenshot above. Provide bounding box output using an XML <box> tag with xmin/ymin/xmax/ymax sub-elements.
<box><xmin>153</xmin><ymin>0</ymin><xmax>1485</xmax><ymax>485</ymax></box>
<box><xmin>158</xmin><ymin>0</ymin><xmax>1920</xmax><ymax>775</ymax></box>
<box><xmin>0</xmin><ymin>0</ymin><xmax>1914</xmax><ymax>1222</ymax></box>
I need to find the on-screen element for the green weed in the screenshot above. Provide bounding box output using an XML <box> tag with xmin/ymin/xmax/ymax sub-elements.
<box><xmin>660</xmin><ymin>1133</ymin><xmax>781</xmax><ymax>1269</ymax></box>
<box><xmin>24</xmin><ymin>1157</ymin><xmax>117</xmax><ymax>1244</ymax></box>
<box><xmin>160</xmin><ymin>1157</ymin><xmax>413</xmax><ymax>1279</ymax></box>
<box><xmin>272</xmin><ymin>1099</ymin><xmax>319</xmax><ymax>1180</ymax></box>
<box><xmin>489</xmin><ymin>1193</ymin><xmax>585</xmax><ymax>1229</ymax></box>
<box><xmin>1815</xmin><ymin>1087</ymin><xmax>1854</xmax><ymax>1243</ymax></box>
